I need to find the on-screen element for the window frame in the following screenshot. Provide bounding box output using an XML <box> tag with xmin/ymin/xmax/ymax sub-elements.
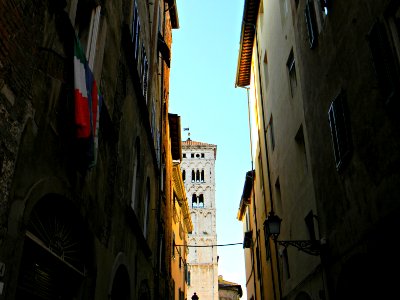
<box><xmin>328</xmin><ymin>91</ymin><xmax>352</xmax><ymax>171</ymax></box>
<box><xmin>367</xmin><ymin>15</ymin><xmax>400</xmax><ymax>107</ymax></box>
<box><xmin>305</xmin><ymin>0</ymin><xmax>318</xmax><ymax>49</ymax></box>
<box><xmin>287</xmin><ymin>49</ymin><xmax>297</xmax><ymax>97</ymax></box>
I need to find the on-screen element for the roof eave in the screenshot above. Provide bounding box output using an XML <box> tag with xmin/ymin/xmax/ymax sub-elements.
<box><xmin>235</xmin><ymin>0</ymin><xmax>260</xmax><ymax>88</ymax></box>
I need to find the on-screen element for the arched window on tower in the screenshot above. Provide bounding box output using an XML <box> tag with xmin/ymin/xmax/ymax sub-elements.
<box><xmin>196</xmin><ymin>170</ymin><xmax>200</xmax><ymax>182</ymax></box>
<box><xmin>182</xmin><ymin>170</ymin><xmax>186</xmax><ymax>182</ymax></box>
<box><xmin>191</xmin><ymin>170</ymin><xmax>195</xmax><ymax>182</ymax></box>
<box><xmin>192</xmin><ymin>194</ymin><xmax>198</xmax><ymax>208</ymax></box>
<box><xmin>201</xmin><ymin>170</ymin><xmax>205</xmax><ymax>182</ymax></box>
<box><xmin>199</xmin><ymin>194</ymin><xmax>204</xmax><ymax>208</ymax></box>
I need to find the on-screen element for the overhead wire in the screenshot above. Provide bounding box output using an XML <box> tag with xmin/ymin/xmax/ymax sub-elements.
<box><xmin>175</xmin><ymin>242</ymin><xmax>243</xmax><ymax>247</ymax></box>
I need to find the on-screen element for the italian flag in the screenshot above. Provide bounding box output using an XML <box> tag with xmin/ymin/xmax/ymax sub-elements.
<box><xmin>74</xmin><ymin>36</ymin><xmax>102</xmax><ymax>168</ymax></box>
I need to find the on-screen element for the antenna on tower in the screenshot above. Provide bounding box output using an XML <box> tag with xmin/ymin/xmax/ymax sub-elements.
<box><xmin>183</xmin><ymin>127</ymin><xmax>190</xmax><ymax>140</ymax></box>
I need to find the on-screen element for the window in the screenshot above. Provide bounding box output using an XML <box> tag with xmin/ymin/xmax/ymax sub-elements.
<box><xmin>151</xmin><ymin>100</ymin><xmax>156</xmax><ymax>139</ymax></box>
<box><xmin>196</xmin><ymin>153</ymin><xmax>200</xmax><ymax>158</ymax></box>
<box><xmin>264</xmin><ymin>225</ymin><xmax>271</xmax><ymax>260</ymax></box>
<box><xmin>319</xmin><ymin>0</ymin><xmax>330</xmax><ymax>15</ymax></box>
<box><xmin>158</xmin><ymin>5</ymin><xmax>163</xmax><ymax>34</ymax></box>
<box><xmin>279</xmin><ymin>0</ymin><xmax>289</xmax><ymax>26</ymax></box>
<box><xmin>256</xmin><ymin>246</ymin><xmax>261</xmax><ymax>279</ymax></box>
<box><xmin>287</xmin><ymin>49</ymin><xmax>297</xmax><ymax>97</ymax></box>
<box><xmin>263</xmin><ymin>50</ymin><xmax>269</xmax><ymax>89</ymax></box>
<box><xmin>172</xmin><ymin>233</ymin><xmax>175</xmax><ymax>258</ymax></box>
<box><xmin>275</xmin><ymin>178</ymin><xmax>282</xmax><ymax>215</ymax></box>
<box><xmin>196</xmin><ymin>170</ymin><xmax>200</xmax><ymax>182</ymax></box>
<box><xmin>182</xmin><ymin>170</ymin><xmax>186</xmax><ymax>182</ymax></box>
<box><xmin>367</xmin><ymin>14</ymin><xmax>400</xmax><ymax>106</ymax></box>
<box><xmin>199</xmin><ymin>194</ymin><xmax>204</xmax><ymax>208</ymax></box>
<box><xmin>143</xmin><ymin>178</ymin><xmax>150</xmax><ymax>237</ymax></box>
<box><xmin>295</xmin><ymin>125</ymin><xmax>308</xmax><ymax>174</ymax></box>
<box><xmin>192</xmin><ymin>194</ymin><xmax>198</xmax><ymax>208</ymax></box>
<box><xmin>191</xmin><ymin>153</ymin><xmax>194</xmax><ymax>158</ymax></box>
<box><xmin>269</xmin><ymin>116</ymin><xmax>275</xmax><ymax>150</ymax></box>
<box><xmin>243</xmin><ymin>231</ymin><xmax>252</xmax><ymax>248</ymax></box>
<box><xmin>141</xmin><ymin>45</ymin><xmax>148</xmax><ymax>101</ymax></box>
<box><xmin>328</xmin><ymin>91</ymin><xmax>352</xmax><ymax>171</ymax></box>
<box><xmin>183</xmin><ymin>153</ymin><xmax>186</xmax><ymax>158</ymax></box>
<box><xmin>191</xmin><ymin>170</ymin><xmax>195</xmax><ymax>182</ymax></box>
<box><xmin>132</xmin><ymin>1</ymin><xmax>140</xmax><ymax>61</ymax></box>
<box><xmin>201</xmin><ymin>170</ymin><xmax>205</xmax><ymax>182</ymax></box>
<box><xmin>131</xmin><ymin>140</ymin><xmax>140</xmax><ymax>211</ymax></box>
<box><xmin>282</xmin><ymin>248</ymin><xmax>291</xmax><ymax>279</ymax></box>
<box><xmin>305</xmin><ymin>211</ymin><xmax>317</xmax><ymax>241</ymax></box>
<box><xmin>305</xmin><ymin>0</ymin><xmax>318</xmax><ymax>49</ymax></box>
<box><xmin>86</xmin><ymin>5</ymin><xmax>101</xmax><ymax>69</ymax></box>
<box><xmin>201</xmin><ymin>153</ymin><xmax>204</xmax><ymax>158</ymax></box>
<box><xmin>74</xmin><ymin>1</ymin><xmax>99</xmax><ymax>54</ymax></box>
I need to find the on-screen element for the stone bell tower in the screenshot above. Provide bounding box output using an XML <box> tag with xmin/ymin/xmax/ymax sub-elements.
<box><xmin>181</xmin><ymin>138</ymin><xmax>218</xmax><ymax>300</ymax></box>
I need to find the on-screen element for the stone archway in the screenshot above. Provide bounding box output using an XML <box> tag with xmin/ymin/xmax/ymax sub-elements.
<box><xmin>16</xmin><ymin>194</ymin><xmax>92</xmax><ymax>300</ymax></box>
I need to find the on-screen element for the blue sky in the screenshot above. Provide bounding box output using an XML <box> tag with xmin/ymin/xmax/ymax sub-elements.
<box><xmin>169</xmin><ymin>0</ymin><xmax>250</xmax><ymax>297</ymax></box>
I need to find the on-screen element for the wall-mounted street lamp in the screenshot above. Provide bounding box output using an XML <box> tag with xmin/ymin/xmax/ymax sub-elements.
<box><xmin>263</xmin><ymin>211</ymin><xmax>323</xmax><ymax>256</ymax></box>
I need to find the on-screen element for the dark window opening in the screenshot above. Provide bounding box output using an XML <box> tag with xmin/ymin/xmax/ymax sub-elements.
<box><xmin>295</xmin><ymin>124</ymin><xmax>308</xmax><ymax>174</ymax></box>
<box><xmin>305</xmin><ymin>211</ymin><xmax>317</xmax><ymax>241</ymax></box>
<box><xmin>201</xmin><ymin>170</ymin><xmax>205</xmax><ymax>182</ymax></box>
<box><xmin>287</xmin><ymin>49</ymin><xmax>297</xmax><ymax>97</ymax></box>
<box><xmin>192</xmin><ymin>194</ymin><xmax>198</xmax><ymax>208</ymax></box>
<box><xmin>131</xmin><ymin>1</ymin><xmax>140</xmax><ymax>61</ymax></box>
<box><xmin>172</xmin><ymin>234</ymin><xmax>175</xmax><ymax>258</ymax></box>
<box><xmin>269</xmin><ymin>116</ymin><xmax>275</xmax><ymax>151</ymax></box>
<box><xmin>256</xmin><ymin>246</ymin><xmax>261</xmax><ymax>280</ymax></box>
<box><xmin>305</xmin><ymin>0</ymin><xmax>318</xmax><ymax>49</ymax></box>
<box><xmin>367</xmin><ymin>19</ymin><xmax>400</xmax><ymax>106</ymax></box>
<box><xmin>328</xmin><ymin>91</ymin><xmax>352</xmax><ymax>171</ymax></box>
<box><xmin>199</xmin><ymin>194</ymin><xmax>204</xmax><ymax>208</ymax></box>
<box><xmin>282</xmin><ymin>248</ymin><xmax>291</xmax><ymax>279</ymax></box>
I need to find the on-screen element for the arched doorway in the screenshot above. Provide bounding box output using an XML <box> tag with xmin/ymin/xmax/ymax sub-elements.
<box><xmin>295</xmin><ymin>291</ymin><xmax>312</xmax><ymax>300</ymax></box>
<box><xmin>16</xmin><ymin>194</ymin><xmax>92</xmax><ymax>299</ymax></box>
<box><xmin>110</xmin><ymin>265</ymin><xmax>130</xmax><ymax>300</ymax></box>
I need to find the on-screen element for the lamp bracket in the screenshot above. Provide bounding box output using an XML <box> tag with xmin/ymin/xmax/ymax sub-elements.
<box><xmin>276</xmin><ymin>240</ymin><xmax>320</xmax><ymax>256</ymax></box>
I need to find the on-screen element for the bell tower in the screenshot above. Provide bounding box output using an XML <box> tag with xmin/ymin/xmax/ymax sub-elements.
<box><xmin>181</xmin><ymin>138</ymin><xmax>218</xmax><ymax>300</ymax></box>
